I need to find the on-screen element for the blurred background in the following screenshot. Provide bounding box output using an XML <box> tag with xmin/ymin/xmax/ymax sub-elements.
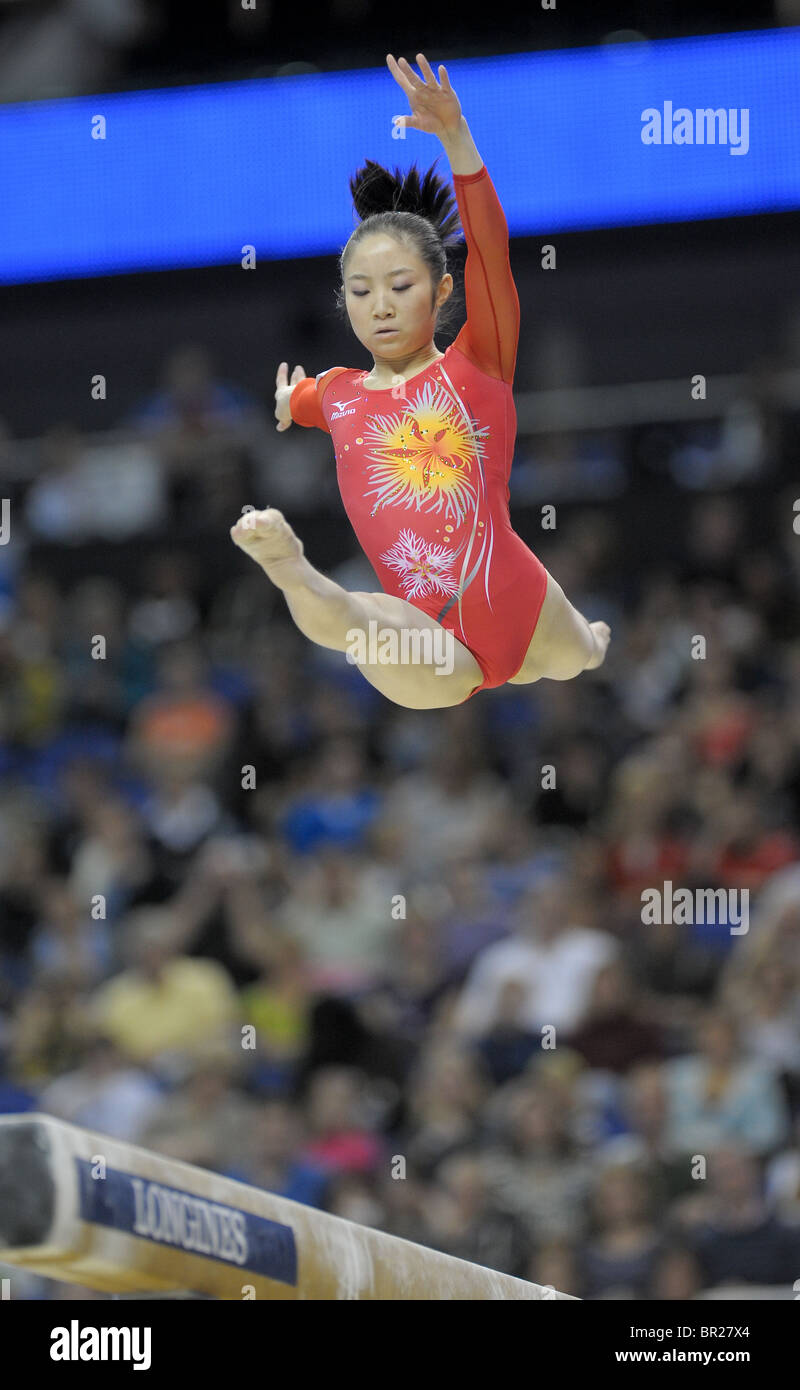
<box><xmin>2</xmin><ymin>2</ymin><xmax>800</xmax><ymax>1301</ymax></box>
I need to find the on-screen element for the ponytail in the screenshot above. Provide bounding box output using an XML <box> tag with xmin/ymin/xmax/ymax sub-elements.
<box><xmin>336</xmin><ymin>156</ymin><xmax>462</xmax><ymax>332</ymax></box>
<box><xmin>348</xmin><ymin>156</ymin><xmax>461</xmax><ymax>243</ymax></box>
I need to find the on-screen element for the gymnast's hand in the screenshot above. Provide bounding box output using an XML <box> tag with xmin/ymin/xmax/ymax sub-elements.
<box><xmin>387</xmin><ymin>53</ymin><xmax>464</xmax><ymax>141</ymax></box>
<box><xmin>275</xmin><ymin>361</ymin><xmax>305</xmax><ymax>432</ymax></box>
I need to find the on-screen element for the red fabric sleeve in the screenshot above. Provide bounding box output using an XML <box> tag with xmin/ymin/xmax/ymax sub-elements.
<box><xmin>289</xmin><ymin>367</ymin><xmax>350</xmax><ymax>432</ymax></box>
<box><xmin>450</xmin><ymin>165</ymin><xmax>520</xmax><ymax>385</ymax></box>
<box><xmin>289</xmin><ymin>375</ymin><xmax>330</xmax><ymax>432</ymax></box>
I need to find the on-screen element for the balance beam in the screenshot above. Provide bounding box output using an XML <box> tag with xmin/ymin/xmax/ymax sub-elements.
<box><xmin>0</xmin><ymin>1114</ymin><xmax>575</xmax><ymax>1300</ymax></box>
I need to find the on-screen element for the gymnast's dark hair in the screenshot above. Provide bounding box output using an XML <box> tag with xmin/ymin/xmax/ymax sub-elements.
<box><xmin>335</xmin><ymin>156</ymin><xmax>463</xmax><ymax>335</ymax></box>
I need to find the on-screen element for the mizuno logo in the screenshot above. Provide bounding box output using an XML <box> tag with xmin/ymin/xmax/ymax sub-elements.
<box><xmin>332</xmin><ymin>398</ymin><xmax>359</xmax><ymax>411</ymax></box>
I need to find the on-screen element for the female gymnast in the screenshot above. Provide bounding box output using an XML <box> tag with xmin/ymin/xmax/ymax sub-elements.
<box><xmin>231</xmin><ymin>52</ymin><xmax>610</xmax><ymax>709</ymax></box>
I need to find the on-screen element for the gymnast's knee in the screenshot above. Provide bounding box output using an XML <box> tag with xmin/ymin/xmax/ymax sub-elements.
<box><xmin>538</xmin><ymin>635</ymin><xmax>594</xmax><ymax>681</ymax></box>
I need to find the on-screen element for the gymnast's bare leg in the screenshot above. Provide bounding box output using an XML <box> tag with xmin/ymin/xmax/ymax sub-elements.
<box><xmin>507</xmin><ymin>570</ymin><xmax>611</xmax><ymax>685</ymax></box>
<box><xmin>231</xmin><ymin>507</ymin><xmax>483</xmax><ymax>709</ymax></box>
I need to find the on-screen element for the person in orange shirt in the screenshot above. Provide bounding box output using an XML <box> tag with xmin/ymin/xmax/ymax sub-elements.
<box><xmin>127</xmin><ymin>639</ymin><xmax>232</xmax><ymax>781</ymax></box>
<box><xmin>232</xmin><ymin>53</ymin><xmax>609</xmax><ymax>710</ymax></box>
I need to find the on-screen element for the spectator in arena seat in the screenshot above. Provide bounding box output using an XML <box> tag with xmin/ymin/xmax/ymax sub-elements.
<box><xmin>127</xmin><ymin>552</ymin><xmax>200</xmax><ymax>652</ymax></box>
<box><xmin>567</xmin><ymin>960</ymin><xmax>665</xmax><ymax>1075</ymax></box>
<box><xmin>127</xmin><ymin>343</ymin><xmax>261</xmax><ymax>447</ymax></box>
<box><xmin>579</xmin><ymin>1161</ymin><xmax>663</xmax><ymax>1299</ymax></box>
<box><xmin>526</xmin><ymin>1239</ymin><xmax>580</xmax><ymax>1300</ymax></box>
<box><xmin>720</xmin><ymin>880</ymin><xmax>800</xmax><ymax>1018</ymax></box>
<box><xmin>647</xmin><ymin>1243</ymin><xmax>705</xmax><ymax>1300</ymax></box>
<box><xmin>299</xmin><ymin>1065</ymin><xmax>385</xmax><ymax>1176</ymax></box>
<box><xmin>662</xmin><ymin>1007</ymin><xmax>790</xmax><ymax>1157</ymax></box>
<box><xmin>701</xmin><ymin>786</ymin><xmax>800</xmax><ymax>892</ymax></box>
<box><xmin>735</xmin><ymin>955</ymin><xmax>800</xmax><ymax>1075</ymax></box>
<box><xmin>603</xmin><ymin>756</ymin><xmax>691</xmax><ymax>912</ymax></box>
<box><xmin>60</xmin><ymin>579</ymin><xmax>128</xmax><ymax>728</ymax></box>
<box><xmin>274</xmin><ymin>847</ymin><xmax>397</xmax><ymax>992</ymax></box>
<box><xmin>376</xmin><ymin>739</ymin><xmax>512</xmax><ymax>873</ymax></box>
<box><xmin>67</xmin><ymin>796</ymin><xmax>161</xmax><ymax>924</ymax></box>
<box><xmin>598</xmin><ymin>1063</ymin><xmax>694</xmax><ymax>1217</ymax></box>
<box><xmin>423</xmin><ymin>1151</ymin><xmax>531</xmax><ymax>1278</ymax></box>
<box><xmin>473</xmin><ymin>978</ymin><xmax>541</xmax><ymax>1087</ymax></box>
<box><xmin>223</xmin><ymin>1098</ymin><xmax>330</xmax><ymax>1209</ymax></box>
<box><xmin>483</xmin><ymin>1078</ymin><xmax>593</xmax><ymax>1244</ymax></box>
<box><xmin>3</xmin><ymin>574</ymin><xmax>64</xmax><ymax>744</ymax></box>
<box><xmin>361</xmin><ymin>903</ymin><xmax>450</xmax><ymax>1048</ymax></box>
<box><xmin>127</xmin><ymin>344</ymin><xmax>264</xmax><ymax>531</ymax></box>
<box><xmin>139</xmin><ymin>763</ymin><xmax>225</xmax><ymax>875</ymax></box>
<box><xmin>324</xmin><ymin>1173</ymin><xmax>386</xmax><ymax>1228</ymax></box>
<box><xmin>531</xmin><ymin>734</ymin><xmax>608</xmax><ymax>831</ymax></box>
<box><xmin>126</xmin><ymin>638</ymin><xmax>233</xmax><ymax>785</ymax></box>
<box><xmin>141</xmin><ymin>1041</ymin><xmax>256</xmax><ymax>1172</ymax></box>
<box><xmin>765</xmin><ymin>1112</ymin><xmax>800</xmax><ymax>1224</ymax></box>
<box><xmin>238</xmin><ymin>936</ymin><xmax>312</xmax><ymax>1094</ymax></box>
<box><xmin>8</xmin><ymin>969</ymin><xmax>93</xmax><ymax>1085</ymax></box>
<box><xmin>29</xmin><ymin>877</ymin><xmax>111</xmax><ymax>986</ymax></box>
<box><xmin>279</xmin><ymin>735</ymin><xmax>381</xmax><ymax>855</ymax></box>
<box><xmin>436</xmin><ymin>855</ymin><xmax>512</xmax><ymax>981</ymax></box>
<box><xmin>38</xmin><ymin>1032</ymin><xmax>161</xmax><ymax>1142</ymax></box>
<box><xmin>452</xmin><ymin>870</ymin><xmax>618</xmax><ymax>1039</ymax></box>
<box><xmin>24</xmin><ymin>424</ymin><xmax>164</xmax><ymax>543</ymax></box>
<box><xmin>679</xmin><ymin>1145</ymin><xmax>800</xmax><ymax>1290</ymax></box>
<box><xmin>0</xmin><ymin>831</ymin><xmax>48</xmax><ymax>994</ymax></box>
<box><xmin>482</xmin><ymin>808</ymin><xmax>555</xmax><ymax>910</ymax></box>
<box><xmin>87</xmin><ymin>907</ymin><xmax>239</xmax><ymax>1071</ymax></box>
<box><xmin>403</xmin><ymin>1041</ymin><xmax>490</xmax><ymax>1179</ymax></box>
<box><xmin>376</xmin><ymin>1161</ymin><xmax>435</xmax><ymax>1247</ymax></box>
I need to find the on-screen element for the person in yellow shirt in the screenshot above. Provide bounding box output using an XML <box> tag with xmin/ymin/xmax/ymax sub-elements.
<box><xmin>89</xmin><ymin>907</ymin><xmax>240</xmax><ymax>1069</ymax></box>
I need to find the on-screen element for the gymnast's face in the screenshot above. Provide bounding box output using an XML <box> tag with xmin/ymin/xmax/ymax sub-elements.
<box><xmin>343</xmin><ymin>234</ymin><xmax>452</xmax><ymax>361</ymax></box>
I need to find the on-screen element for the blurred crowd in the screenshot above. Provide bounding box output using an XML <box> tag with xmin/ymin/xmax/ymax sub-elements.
<box><xmin>1</xmin><ymin>341</ymin><xmax>800</xmax><ymax>1300</ymax></box>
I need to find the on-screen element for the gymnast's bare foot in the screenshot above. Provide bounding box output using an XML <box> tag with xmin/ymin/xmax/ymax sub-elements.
<box><xmin>230</xmin><ymin>507</ymin><xmax>307</xmax><ymax>588</ymax></box>
<box><xmin>585</xmin><ymin>620</ymin><xmax>611</xmax><ymax>669</ymax></box>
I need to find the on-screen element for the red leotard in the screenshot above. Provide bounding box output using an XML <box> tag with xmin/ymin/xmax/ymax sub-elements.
<box><xmin>289</xmin><ymin>163</ymin><xmax>548</xmax><ymax>697</ymax></box>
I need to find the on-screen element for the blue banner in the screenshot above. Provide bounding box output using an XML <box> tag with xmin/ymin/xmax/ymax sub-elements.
<box><xmin>2</xmin><ymin>27</ymin><xmax>799</xmax><ymax>283</ymax></box>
